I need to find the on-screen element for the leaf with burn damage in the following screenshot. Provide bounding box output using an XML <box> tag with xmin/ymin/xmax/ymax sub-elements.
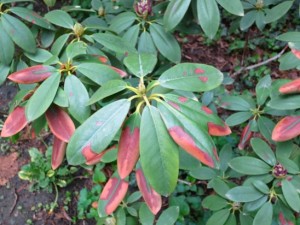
<box><xmin>272</xmin><ymin>116</ymin><xmax>300</xmax><ymax>142</ymax></box>
<box><xmin>82</xmin><ymin>144</ymin><xmax>117</xmax><ymax>166</ymax></box>
<box><xmin>238</xmin><ymin>121</ymin><xmax>253</xmax><ymax>150</ymax></box>
<box><xmin>52</xmin><ymin>136</ymin><xmax>67</xmax><ymax>170</ymax></box>
<box><xmin>279</xmin><ymin>78</ymin><xmax>300</xmax><ymax>94</ymax></box>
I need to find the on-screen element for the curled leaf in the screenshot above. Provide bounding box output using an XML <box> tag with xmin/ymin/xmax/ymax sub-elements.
<box><xmin>82</xmin><ymin>144</ymin><xmax>117</xmax><ymax>166</ymax></box>
<box><xmin>136</xmin><ymin>168</ymin><xmax>162</xmax><ymax>215</ymax></box>
<box><xmin>1</xmin><ymin>106</ymin><xmax>28</xmax><ymax>137</ymax></box>
<box><xmin>52</xmin><ymin>136</ymin><xmax>67</xmax><ymax>170</ymax></box>
<box><xmin>272</xmin><ymin>116</ymin><xmax>300</xmax><ymax>142</ymax></box>
<box><xmin>8</xmin><ymin>65</ymin><xmax>56</xmax><ymax>84</ymax></box>
<box><xmin>46</xmin><ymin>106</ymin><xmax>75</xmax><ymax>142</ymax></box>
<box><xmin>279</xmin><ymin>78</ymin><xmax>300</xmax><ymax>94</ymax></box>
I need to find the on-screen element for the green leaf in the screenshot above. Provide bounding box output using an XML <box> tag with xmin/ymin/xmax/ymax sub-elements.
<box><xmin>224</xmin><ymin>213</ymin><xmax>237</xmax><ymax>225</ymax></box>
<box><xmin>226</xmin><ymin>186</ymin><xmax>264</xmax><ymax>202</ymax></box>
<box><xmin>0</xmin><ymin>63</ymin><xmax>10</xmax><ymax>85</ymax></box>
<box><xmin>25</xmin><ymin>73</ymin><xmax>60</xmax><ymax>122</ymax></box>
<box><xmin>88</xmin><ymin>80</ymin><xmax>127</xmax><ymax>105</ymax></box>
<box><xmin>53</xmin><ymin>88</ymin><xmax>69</xmax><ymax>107</ymax></box>
<box><xmin>244</xmin><ymin>196</ymin><xmax>268</xmax><ymax>212</ymax></box>
<box><xmin>2</xmin><ymin>13</ymin><xmax>36</xmax><ymax>54</ymax></box>
<box><xmin>124</xmin><ymin>53</ymin><xmax>157</xmax><ymax>77</ymax></box>
<box><xmin>163</xmin><ymin>0</ymin><xmax>191</xmax><ymax>31</ymax></box>
<box><xmin>127</xmin><ymin>191</ymin><xmax>142</xmax><ymax>204</ymax></box>
<box><xmin>279</xmin><ymin>52</ymin><xmax>300</xmax><ymax>70</ymax></box>
<box><xmin>225</xmin><ymin>112</ymin><xmax>253</xmax><ymax>126</ymax></box>
<box><xmin>253</xmin><ymin>202</ymin><xmax>273</xmax><ymax>225</ymax></box>
<box><xmin>159</xmin><ymin>63</ymin><xmax>223</xmax><ymax>92</ymax></box>
<box><xmin>256</xmin><ymin>75</ymin><xmax>272</xmax><ymax>105</ymax></box>
<box><xmin>1</xmin><ymin>0</ymin><xmax>34</xmax><ymax>3</ymax></box>
<box><xmin>109</xmin><ymin>12</ymin><xmax>136</xmax><ymax>34</ymax></box>
<box><xmin>209</xmin><ymin>177</ymin><xmax>230</xmax><ymax>198</ymax></box>
<box><xmin>190</xmin><ymin>166</ymin><xmax>217</xmax><ymax>180</ymax></box>
<box><xmin>140</xmin><ymin>106</ymin><xmax>179</xmax><ymax>196</ymax></box>
<box><xmin>156</xmin><ymin>206</ymin><xmax>179</xmax><ymax>225</ymax></box>
<box><xmin>149</xmin><ymin>23</ymin><xmax>181</xmax><ymax>63</ymax></box>
<box><xmin>169</xmin><ymin>196</ymin><xmax>190</xmax><ymax>216</ymax></box>
<box><xmin>76</xmin><ymin>63</ymin><xmax>121</xmax><ymax>85</ymax></box>
<box><xmin>139</xmin><ymin>203</ymin><xmax>155</xmax><ymax>225</ymax></box>
<box><xmin>0</xmin><ymin>21</ymin><xmax>14</xmax><ymax>65</ymax></box>
<box><xmin>64</xmin><ymin>76</ymin><xmax>90</xmax><ymax>123</ymax></box>
<box><xmin>93</xmin><ymin>33</ymin><xmax>136</xmax><ymax>54</ymax></box>
<box><xmin>123</xmin><ymin>25</ymin><xmax>140</xmax><ymax>47</ymax></box>
<box><xmin>202</xmin><ymin>195</ymin><xmax>228</xmax><ymax>211</ymax></box>
<box><xmin>66</xmin><ymin>41</ymin><xmax>87</xmax><ymax>60</ymax></box>
<box><xmin>207</xmin><ymin>209</ymin><xmax>230</xmax><ymax>225</ymax></box>
<box><xmin>218</xmin><ymin>96</ymin><xmax>254</xmax><ymax>111</ymax></box>
<box><xmin>179</xmin><ymin>148</ymin><xmax>201</xmax><ymax>170</ymax></box>
<box><xmin>257</xmin><ymin>116</ymin><xmax>275</xmax><ymax>142</ymax></box>
<box><xmin>268</xmin><ymin>95</ymin><xmax>300</xmax><ymax>110</ymax></box>
<box><xmin>229</xmin><ymin>157</ymin><xmax>271</xmax><ymax>175</ymax></box>
<box><xmin>252</xmin><ymin>180</ymin><xmax>270</xmax><ymax>194</ymax></box>
<box><xmin>51</xmin><ymin>33</ymin><xmax>71</xmax><ymax>56</ymax></box>
<box><xmin>250</xmin><ymin>138</ymin><xmax>276</xmax><ymax>166</ymax></box>
<box><xmin>138</xmin><ymin>31</ymin><xmax>157</xmax><ymax>54</ymax></box>
<box><xmin>264</xmin><ymin>1</ymin><xmax>293</xmax><ymax>23</ymax></box>
<box><xmin>240</xmin><ymin>10</ymin><xmax>256</xmax><ymax>30</ymax></box>
<box><xmin>197</xmin><ymin>0</ymin><xmax>220</xmax><ymax>39</ymax></box>
<box><xmin>45</xmin><ymin>10</ymin><xmax>74</xmax><ymax>29</ymax></box>
<box><xmin>216</xmin><ymin>0</ymin><xmax>243</xmax><ymax>16</ymax></box>
<box><xmin>24</xmin><ymin>49</ymin><xmax>53</xmax><ymax>63</ymax></box>
<box><xmin>67</xmin><ymin>99</ymin><xmax>130</xmax><ymax>165</ymax></box>
<box><xmin>10</xmin><ymin>7</ymin><xmax>54</xmax><ymax>30</ymax></box>
<box><xmin>277</xmin><ymin>32</ymin><xmax>300</xmax><ymax>42</ymax></box>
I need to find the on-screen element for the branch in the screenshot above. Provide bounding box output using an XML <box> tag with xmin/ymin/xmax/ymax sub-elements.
<box><xmin>231</xmin><ymin>45</ymin><xmax>289</xmax><ymax>79</ymax></box>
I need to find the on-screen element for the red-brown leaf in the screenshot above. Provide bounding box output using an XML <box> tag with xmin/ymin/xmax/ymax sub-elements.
<box><xmin>279</xmin><ymin>78</ymin><xmax>300</xmax><ymax>94</ymax></box>
<box><xmin>136</xmin><ymin>168</ymin><xmax>162</xmax><ymax>215</ymax></box>
<box><xmin>99</xmin><ymin>176</ymin><xmax>128</xmax><ymax>215</ymax></box>
<box><xmin>52</xmin><ymin>136</ymin><xmax>67</xmax><ymax>170</ymax></box>
<box><xmin>1</xmin><ymin>106</ymin><xmax>28</xmax><ymax>137</ymax></box>
<box><xmin>8</xmin><ymin>65</ymin><xmax>55</xmax><ymax>84</ymax></box>
<box><xmin>272</xmin><ymin>116</ymin><xmax>300</xmax><ymax>142</ymax></box>
<box><xmin>207</xmin><ymin>122</ymin><xmax>231</xmax><ymax>136</ymax></box>
<box><xmin>46</xmin><ymin>106</ymin><xmax>75</xmax><ymax>143</ymax></box>
<box><xmin>109</xmin><ymin>66</ymin><xmax>127</xmax><ymax>78</ymax></box>
<box><xmin>82</xmin><ymin>144</ymin><xmax>116</xmax><ymax>165</ymax></box>
<box><xmin>238</xmin><ymin>123</ymin><xmax>253</xmax><ymax>150</ymax></box>
<box><xmin>291</xmin><ymin>48</ymin><xmax>300</xmax><ymax>59</ymax></box>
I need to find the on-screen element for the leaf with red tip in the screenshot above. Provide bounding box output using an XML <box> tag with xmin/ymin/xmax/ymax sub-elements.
<box><xmin>98</xmin><ymin>173</ymin><xmax>128</xmax><ymax>217</ymax></box>
<box><xmin>136</xmin><ymin>167</ymin><xmax>162</xmax><ymax>215</ymax></box>
<box><xmin>109</xmin><ymin>66</ymin><xmax>127</xmax><ymax>78</ymax></box>
<box><xmin>117</xmin><ymin>113</ymin><xmax>141</xmax><ymax>179</ymax></box>
<box><xmin>46</xmin><ymin>106</ymin><xmax>75</xmax><ymax>142</ymax></box>
<box><xmin>279</xmin><ymin>78</ymin><xmax>300</xmax><ymax>94</ymax></box>
<box><xmin>1</xmin><ymin>106</ymin><xmax>28</xmax><ymax>137</ymax></box>
<box><xmin>82</xmin><ymin>144</ymin><xmax>117</xmax><ymax>166</ymax></box>
<box><xmin>158</xmin><ymin>101</ymin><xmax>219</xmax><ymax>168</ymax></box>
<box><xmin>238</xmin><ymin>121</ymin><xmax>253</xmax><ymax>150</ymax></box>
<box><xmin>8</xmin><ymin>65</ymin><xmax>56</xmax><ymax>84</ymax></box>
<box><xmin>163</xmin><ymin>94</ymin><xmax>231</xmax><ymax>136</ymax></box>
<box><xmin>52</xmin><ymin>136</ymin><xmax>67</xmax><ymax>170</ymax></box>
<box><xmin>272</xmin><ymin>116</ymin><xmax>300</xmax><ymax>142</ymax></box>
<box><xmin>291</xmin><ymin>48</ymin><xmax>300</xmax><ymax>59</ymax></box>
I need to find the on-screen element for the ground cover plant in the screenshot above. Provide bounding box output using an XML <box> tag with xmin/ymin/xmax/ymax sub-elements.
<box><xmin>0</xmin><ymin>0</ymin><xmax>300</xmax><ymax>224</ymax></box>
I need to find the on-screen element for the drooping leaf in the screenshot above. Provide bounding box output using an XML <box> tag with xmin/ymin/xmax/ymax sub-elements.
<box><xmin>163</xmin><ymin>0</ymin><xmax>191</xmax><ymax>31</ymax></box>
<box><xmin>83</xmin><ymin>145</ymin><xmax>117</xmax><ymax>166</ymax></box>
<box><xmin>98</xmin><ymin>173</ymin><xmax>129</xmax><ymax>217</ymax></box>
<box><xmin>156</xmin><ymin>206</ymin><xmax>179</xmax><ymax>225</ymax></box>
<box><xmin>206</xmin><ymin>209</ymin><xmax>230</xmax><ymax>225</ymax></box>
<box><xmin>149</xmin><ymin>23</ymin><xmax>181</xmax><ymax>63</ymax></box>
<box><xmin>158</xmin><ymin>101</ymin><xmax>219</xmax><ymax>168</ymax></box>
<box><xmin>67</xmin><ymin>99</ymin><xmax>130</xmax><ymax>165</ymax></box>
<box><xmin>281</xmin><ymin>179</ymin><xmax>300</xmax><ymax>213</ymax></box>
<box><xmin>159</xmin><ymin>63</ymin><xmax>223</xmax><ymax>92</ymax></box>
<box><xmin>238</xmin><ymin>121</ymin><xmax>253</xmax><ymax>150</ymax></box>
<box><xmin>45</xmin><ymin>105</ymin><xmax>75</xmax><ymax>143</ymax></box>
<box><xmin>197</xmin><ymin>0</ymin><xmax>220</xmax><ymax>39</ymax></box>
<box><xmin>272</xmin><ymin>116</ymin><xmax>300</xmax><ymax>142</ymax></box>
<box><xmin>117</xmin><ymin>113</ymin><xmax>141</xmax><ymax>179</ymax></box>
<box><xmin>1</xmin><ymin>13</ymin><xmax>36</xmax><ymax>54</ymax></box>
<box><xmin>8</xmin><ymin>65</ymin><xmax>56</xmax><ymax>84</ymax></box>
<box><xmin>64</xmin><ymin>75</ymin><xmax>91</xmax><ymax>123</ymax></box>
<box><xmin>225</xmin><ymin>186</ymin><xmax>265</xmax><ymax>202</ymax></box>
<box><xmin>1</xmin><ymin>106</ymin><xmax>28</xmax><ymax>137</ymax></box>
<box><xmin>123</xmin><ymin>53</ymin><xmax>157</xmax><ymax>77</ymax></box>
<box><xmin>76</xmin><ymin>63</ymin><xmax>121</xmax><ymax>85</ymax></box>
<box><xmin>253</xmin><ymin>202</ymin><xmax>273</xmax><ymax>225</ymax></box>
<box><xmin>0</xmin><ymin>21</ymin><xmax>14</xmax><ymax>65</ymax></box>
<box><xmin>25</xmin><ymin>73</ymin><xmax>60</xmax><ymax>122</ymax></box>
<box><xmin>140</xmin><ymin>105</ymin><xmax>179</xmax><ymax>196</ymax></box>
<box><xmin>279</xmin><ymin>78</ymin><xmax>300</xmax><ymax>94</ymax></box>
<box><xmin>44</xmin><ymin>10</ymin><xmax>74</xmax><ymax>29</ymax></box>
<box><xmin>136</xmin><ymin>167</ymin><xmax>162</xmax><ymax>215</ymax></box>
<box><xmin>52</xmin><ymin>136</ymin><xmax>67</xmax><ymax>170</ymax></box>
<box><xmin>250</xmin><ymin>138</ymin><xmax>276</xmax><ymax>166</ymax></box>
<box><xmin>229</xmin><ymin>156</ymin><xmax>272</xmax><ymax>175</ymax></box>
<box><xmin>109</xmin><ymin>12</ymin><xmax>137</xmax><ymax>34</ymax></box>
<box><xmin>216</xmin><ymin>0</ymin><xmax>244</xmax><ymax>16</ymax></box>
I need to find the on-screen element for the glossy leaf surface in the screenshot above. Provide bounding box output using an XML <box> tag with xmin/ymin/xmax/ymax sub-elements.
<box><xmin>67</xmin><ymin>99</ymin><xmax>130</xmax><ymax>165</ymax></box>
<box><xmin>123</xmin><ymin>53</ymin><xmax>157</xmax><ymax>77</ymax></box>
<box><xmin>159</xmin><ymin>63</ymin><xmax>223</xmax><ymax>92</ymax></box>
<box><xmin>253</xmin><ymin>202</ymin><xmax>273</xmax><ymax>225</ymax></box>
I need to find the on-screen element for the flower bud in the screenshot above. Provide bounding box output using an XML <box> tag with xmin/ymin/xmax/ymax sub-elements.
<box><xmin>272</xmin><ymin>163</ymin><xmax>287</xmax><ymax>178</ymax></box>
<box><xmin>134</xmin><ymin>0</ymin><xmax>152</xmax><ymax>18</ymax></box>
<box><xmin>73</xmin><ymin>23</ymin><xmax>84</xmax><ymax>37</ymax></box>
<box><xmin>98</xmin><ymin>7</ymin><xmax>105</xmax><ymax>17</ymax></box>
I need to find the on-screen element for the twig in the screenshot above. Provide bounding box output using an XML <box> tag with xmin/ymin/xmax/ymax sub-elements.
<box><xmin>178</xmin><ymin>179</ymin><xmax>193</xmax><ymax>186</ymax></box>
<box><xmin>231</xmin><ymin>45</ymin><xmax>289</xmax><ymax>79</ymax></box>
<box><xmin>9</xmin><ymin>188</ymin><xmax>18</xmax><ymax>215</ymax></box>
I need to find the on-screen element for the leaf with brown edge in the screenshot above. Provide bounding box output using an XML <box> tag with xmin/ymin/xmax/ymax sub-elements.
<box><xmin>291</xmin><ymin>48</ymin><xmax>300</xmax><ymax>59</ymax></box>
<box><xmin>238</xmin><ymin>121</ymin><xmax>253</xmax><ymax>150</ymax></box>
<box><xmin>8</xmin><ymin>65</ymin><xmax>56</xmax><ymax>84</ymax></box>
<box><xmin>1</xmin><ymin>106</ymin><xmax>28</xmax><ymax>137</ymax></box>
<box><xmin>82</xmin><ymin>144</ymin><xmax>117</xmax><ymax>166</ymax></box>
<box><xmin>279</xmin><ymin>78</ymin><xmax>300</xmax><ymax>94</ymax></box>
<box><xmin>52</xmin><ymin>136</ymin><xmax>67</xmax><ymax>170</ymax></box>
<box><xmin>272</xmin><ymin>116</ymin><xmax>300</xmax><ymax>142</ymax></box>
<box><xmin>136</xmin><ymin>167</ymin><xmax>162</xmax><ymax>215</ymax></box>
<box><xmin>163</xmin><ymin>94</ymin><xmax>231</xmax><ymax>136</ymax></box>
<box><xmin>109</xmin><ymin>66</ymin><xmax>127</xmax><ymax>78</ymax></box>
<box><xmin>117</xmin><ymin>112</ymin><xmax>141</xmax><ymax>179</ymax></box>
<box><xmin>46</xmin><ymin>105</ymin><xmax>75</xmax><ymax>143</ymax></box>
<box><xmin>158</xmin><ymin>101</ymin><xmax>219</xmax><ymax>168</ymax></box>
<box><xmin>98</xmin><ymin>173</ymin><xmax>128</xmax><ymax>217</ymax></box>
